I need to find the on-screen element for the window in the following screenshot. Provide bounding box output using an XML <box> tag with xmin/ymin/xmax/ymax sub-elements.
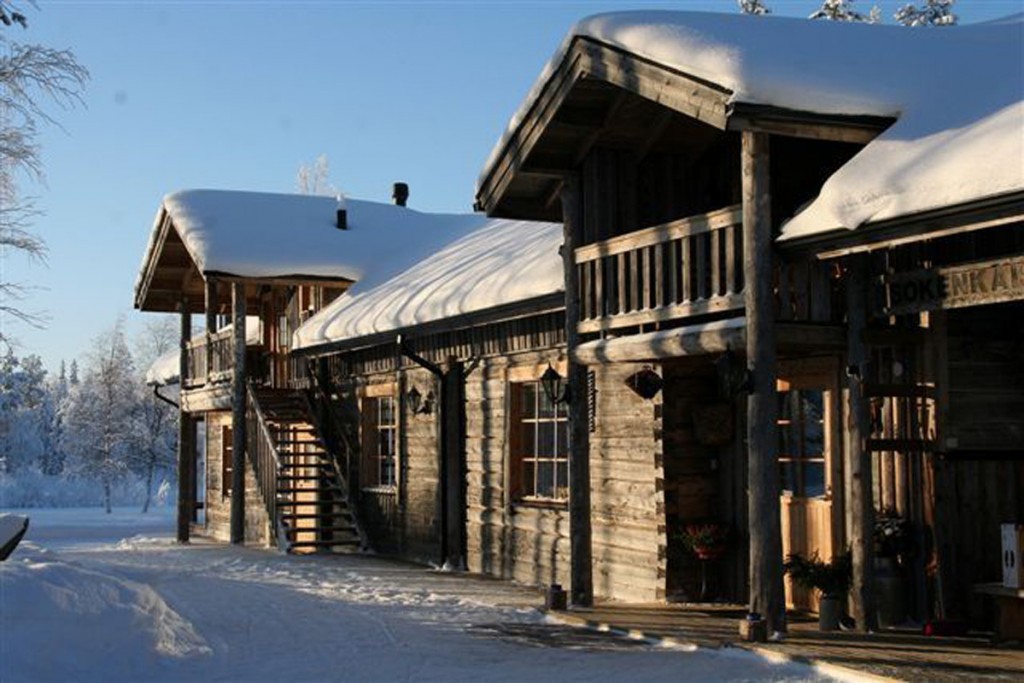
<box><xmin>361</xmin><ymin>395</ymin><xmax>397</xmax><ymax>489</ymax></box>
<box><xmin>777</xmin><ymin>388</ymin><xmax>826</xmax><ymax>498</ymax></box>
<box><xmin>221</xmin><ymin>425</ymin><xmax>233</xmax><ymax>498</ymax></box>
<box><xmin>511</xmin><ymin>381</ymin><xmax>569</xmax><ymax>503</ymax></box>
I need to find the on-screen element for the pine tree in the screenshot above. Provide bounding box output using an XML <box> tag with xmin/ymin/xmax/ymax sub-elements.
<box><xmin>42</xmin><ymin>361</ymin><xmax>69</xmax><ymax>475</ymax></box>
<box><xmin>894</xmin><ymin>0</ymin><xmax>957</xmax><ymax>26</ymax></box>
<box><xmin>0</xmin><ymin>350</ymin><xmax>48</xmax><ymax>475</ymax></box>
<box><xmin>738</xmin><ymin>0</ymin><xmax>771</xmax><ymax>15</ymax></box>
<box><xmin>810</xmin><ymin>0</ymin><xmax>869</xmax><ymax>21</ymax></box>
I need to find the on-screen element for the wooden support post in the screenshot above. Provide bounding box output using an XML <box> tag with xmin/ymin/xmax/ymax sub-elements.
<box><xmin>562</xmin><ymin>172</ymin><xmax>594</xmax><ymax>607</ymax></box>
<box><xmin>742</xmin><ymin>131</ymin><xmax>786</xmax><ymax>634</ymax></box>
<box><xmin>176</xmin><ymin>302</ymin><xmax>193</xmax><ymax>543</ymax></box>
<box><xmin>442</xmin><ymin>356</ymin><xmax>467</xmax><ymax>569</ymax></box>
<box><xmin>205</xmin><ymin>278</ymin><xmax>218</xmax><ymax>379</ymax></box>
<box><xmin>230</xmin><ymin>282</ymin><xmax>247</xmax><ymax>545</ymax></box>
<box><xmin>844</xmin><ymin>254</ymin><xmax>878</xmax><ymax>631</ymax></box>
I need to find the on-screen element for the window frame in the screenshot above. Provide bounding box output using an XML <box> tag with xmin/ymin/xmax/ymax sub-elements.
<box><xmin>509</xmin><ymin>377</ymin><xmax>570</xmax><ymax>506</ymax></box>
<box><xmin>221</xmin><ymin>424</ymin><xmax>233</xmax><ymax>499</ymax></box>
<box><xmin>776</xmin><ymin>380</ymin><xmax>830</xmax><ymax>500</ymax></box>
<box><xmin>360</xmin><ymin>387</ymin><xmax>398</xmax><ymax>491</ymax></box>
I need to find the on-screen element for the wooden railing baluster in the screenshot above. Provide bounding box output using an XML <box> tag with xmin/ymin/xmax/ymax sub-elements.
<box><xmin>574</xmin><ymin>205</ymin><xmax>746</xmax><ymax>334</ymax></box>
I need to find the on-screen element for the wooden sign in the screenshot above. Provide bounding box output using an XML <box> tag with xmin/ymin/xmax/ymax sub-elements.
<box><xmin>877</xmin><ymin>255</ymin><xmax>1024</xmax><ymax>316</ymax></box>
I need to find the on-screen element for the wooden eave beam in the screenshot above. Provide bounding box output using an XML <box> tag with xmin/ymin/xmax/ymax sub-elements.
<box><xmin>476</xmin><ymin>36</ymin><xmax>731</xmax><ymax>218</ymax></box>
<box><xmin>578</xmin><ymin>39</ymin><xmax>729</xmax><ymax>129</ymax></box>
<box><xmin>135</xmin><ymin>210</ymin><xmax>173</xmax><ymax>310</ymax></box>
<box><xmin>727</xmin><ymin>103</ymin><xmax>894</xmax><ymax>144</ymax></box>
<box><xmin>201</xmin><ymin>272</ymin><xmax>355</xmax><ymax>290</ymax></box>
<box><xmin>779</xmin><ymin>191</ymin><xmax>1024</xmax><ymax>260</ymax></box>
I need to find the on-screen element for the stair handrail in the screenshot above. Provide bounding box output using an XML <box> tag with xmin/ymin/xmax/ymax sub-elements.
<box><xmin>245</xmin><ymin>382</ymin><xmax>289</xmax><ymax>551</ymax></box>
<box><xmin>302</xmin><ymin>367</ymin><xmax>370</xmax><ymax>552</ymax></box>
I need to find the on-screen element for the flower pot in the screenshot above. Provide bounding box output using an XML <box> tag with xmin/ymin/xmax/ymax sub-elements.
<box><xmin>818</xmin><ymin>594</ymin><xmax>842</xmax><ymax>631</ymax></box>
<box><xmin>694</xmin><ymin>546</ymin><xmax>725</xmax><ymax>560</ymax></box>
<box><xmin>875</xmin><ymin>558</ymin><xmax>909</xmax><ymax>628</ymax></box>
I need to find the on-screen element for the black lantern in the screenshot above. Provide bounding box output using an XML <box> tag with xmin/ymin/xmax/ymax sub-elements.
<box><xmin>540</xmin><ymin>363</ymin><xmax>568</xmax><ymax>405</ymax></box>
<box><xmin>715</xmin><ymin>348</ymin><xmax>753</xmax><ymax>399</ymax></box>
<box><xmin>405</xmin><ymin>386</ymin><xmax>434</xmax><ymax>415</ymax></box>
<box><xmin>626</xmin><ymin>366</ymin><xmax>663</xmax><ymax>400</ymax></box>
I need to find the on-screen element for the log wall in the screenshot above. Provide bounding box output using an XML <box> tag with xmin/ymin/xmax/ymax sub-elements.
<box><xmin>589</xmin><ymin>362</ymin><xmax>666</xmax><ymax>602</ymax></box>
<box><xmin>464</xmin><ymin>353</ymin><xmax>572</xmax><ymax>590</ymax></box>
<box><xmin>203</xmin><ymin>411</ymin><xmax>272</xmax><ymax>545</ymax></box>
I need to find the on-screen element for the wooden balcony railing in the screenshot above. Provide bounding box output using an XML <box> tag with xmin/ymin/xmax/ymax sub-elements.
<box><xmin>576</xmin><ymin>206</ymin><xmax>745</xmax><ymax>333</ymax></box>
<box><xmin>246</xmin><ymin>385</ymin><xmax>287</xmax><ymax>551</ymax></box>
<box><xmin>184</xmin><ymin>328</ymin><xmax>236</xmax><ymax>388</ymax></box>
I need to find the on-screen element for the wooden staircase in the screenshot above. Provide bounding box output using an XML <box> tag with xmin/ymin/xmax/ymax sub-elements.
<box><xmin>249</xmin><ymin>387</ymin><xmax>364</xmax><ymax>554</ymax></box>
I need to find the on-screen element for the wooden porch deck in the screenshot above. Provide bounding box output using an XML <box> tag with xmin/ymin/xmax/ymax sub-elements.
<box><xmin>548</xmin><ymin>603</ymin><xmax>1024</xmax><ymax>682</ymax></box>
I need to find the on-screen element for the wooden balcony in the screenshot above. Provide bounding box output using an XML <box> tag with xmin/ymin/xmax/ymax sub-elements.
<box><xmin>184</xmin><ymin>328</ymin><xmax>235</xmax><ymax>388</ymax></box>
<box><xmin>576</xmin><ymin>205</ymin><xmax>839</xmax><ymax>335</ymax></box>
<box><xmin>576</xmin><ymin>206</ymin><xmax>745</xmax><ymax>334</ymax></box>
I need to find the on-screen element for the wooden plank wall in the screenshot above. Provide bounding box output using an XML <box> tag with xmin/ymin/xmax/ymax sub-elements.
<box><xmin>938</xmin><ymin>302</ymin><xmax>1024</xmax><ymax>624</ymax></box>
<box><xmin>202</xmin><ymin>411</ymin><xmax>272</xmax><ymax>545</ymax></box>
<box><xmin>589</xmin><ymin>362</ymin><xmax>666</xmax><ymax>602</ymax></box>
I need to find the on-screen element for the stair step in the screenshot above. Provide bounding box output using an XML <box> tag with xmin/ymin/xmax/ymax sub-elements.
<box><xmin>288</xmin><ymin>539</ymin><xmax>361</xmax><ymax>549</ymax></box>
<box><xmin>277</xmin><ymin>487</ymin><xmax>345</xmax><ymax>495</ymax></box>
<box><xmin>276</xmin><ymin>497</ymin><xmax>348</xmax><ymax>507</ymax></box>
<box><xmin>280</xmin><ymin>512</ymin><xmax>352</xmax><ymax>521</ymax></box>
<box><xmin>282</xmin><ymin>525</ymin><xmax>357</xmax><ymax>536</ymax></box>
<box><xmin>278</xmin><ymin>475</ymin><xmax>337</xmax><ymax>482</ymax></box>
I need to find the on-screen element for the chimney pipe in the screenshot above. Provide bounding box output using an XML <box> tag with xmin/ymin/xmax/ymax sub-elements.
<box><xmin>392</xmin><ymin>182</ymin><xmax>409</xmax><ymax>207</ymax></box>
<box><xmin>336</xmin><ymin>194</ymin><xmax>347</xmax><ymax>230</ymax></box>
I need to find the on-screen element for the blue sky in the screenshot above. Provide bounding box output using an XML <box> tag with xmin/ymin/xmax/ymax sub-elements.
<box><xmin>3</xmin><ymin>0</ymin><xmax>1019</xmax><ymax>371</ymax></box>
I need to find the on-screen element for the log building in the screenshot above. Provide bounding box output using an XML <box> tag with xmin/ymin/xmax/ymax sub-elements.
<box><xmin>135</xmin><ymin>11</ymin><xmax>1022</xmax><ymax>636</ymax></box>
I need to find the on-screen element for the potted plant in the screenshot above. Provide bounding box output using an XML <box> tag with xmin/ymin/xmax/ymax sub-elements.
<box><xmin>873</xmin><ymin>513</ymin><xmax>914</xmax><ymax>627</ymax></box>
<box><xmin>677</xmin><ymin>523</ymin><xmax>730</xmax><ymax>601</ymax></box>
<box><xmin>783</xmin><ymin>551</ymin><xmax>852</xmax><ymax>631</ymax></box>
<box><xmin>678</xmin><ymin>523</ymin><xmax>729</xmax><ymax>560</ymax></box>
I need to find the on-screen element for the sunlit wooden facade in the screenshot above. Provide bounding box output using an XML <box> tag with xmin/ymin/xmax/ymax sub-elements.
<box><xmin>475</xmin><ymin>34</ymin><xmax>1023</xmax><ymax>630</ymax></box>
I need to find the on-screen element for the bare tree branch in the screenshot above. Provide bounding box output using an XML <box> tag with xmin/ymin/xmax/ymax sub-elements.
<box><xmin>0</xmin><ymin>19</ymin><xmax>88</xmax><ymax>343</ymax></box>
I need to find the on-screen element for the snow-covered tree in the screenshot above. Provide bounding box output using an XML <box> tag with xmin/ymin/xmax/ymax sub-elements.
<box><xmin>40</xmin><ymin>360</ymin><xmax>70</xmax><ymax>475</ymax></box>
<box><xmin>64</xmin><ymin>320</ymin><xmax>138</xmax><ymax>513</ymax></box>
<box><xmin>296</xmin><ymin>153</ymin><xmax>338</xmax><ymax>196</ymax></box>
<box><xmin>810</xmin><ymin>0</ymin><xmax>869</xmax><ymax>21</ymax></box>
<box><xmin>131</xmin><ymin>319</ymin><xmax>178</xmax><ymax>513</ymax></box>
<box><xmin>894</xmin><ymin>0</ymin><xmax>957</xmax><ymax>26</ymax></box>
<box><xmin>0</xmin><ymin>350</ymin><xmax>48</xmax><ymax>474</ymax></box>
<box><xmin>738</xmin><ymin>0</ymin><xmax>771</xmax><ymax>15</ymax></box>
<box><xmin>1</xmin><ymin>5</ymin><xmax>88</xmax><ymax>343</ymax></box>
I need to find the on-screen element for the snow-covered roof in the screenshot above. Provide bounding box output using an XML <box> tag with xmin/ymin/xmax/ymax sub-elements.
<box><xmin>294</xmin><ymin>217</ymin><xmax>562</xmax><ymax>351</ymax></box>
<box><xmin>145</xmin><ymin>317</ymin><xmax>262</xmax><ymax>386</ymax></box>
<box><xmin>145</xmin><ymin>190</ymin><xmax>471</xmax><ymax>282</ymax></box>
<box><xmin>481</xmin><ymin>11</ymin><xmax>1024</xmax><ymax>239</ymax></box>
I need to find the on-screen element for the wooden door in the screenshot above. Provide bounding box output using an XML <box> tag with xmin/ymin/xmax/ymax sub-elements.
<box><xmin>777</xmin><ymin>360</ymin><xmax>840</xmax><ymax>612</ymax></box>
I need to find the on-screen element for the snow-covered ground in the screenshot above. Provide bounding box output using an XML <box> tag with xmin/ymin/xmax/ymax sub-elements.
<box><xmin>1</xmin><ymin>509</ymin><xmax>837</xmax><ymax>682</ymax></box>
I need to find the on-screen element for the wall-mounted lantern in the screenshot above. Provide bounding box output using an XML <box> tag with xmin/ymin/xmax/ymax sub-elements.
<box><xmin>626</xmin><ymin>365</ymin><xmax>663</xmax><ymax>400</ymax></box>
<box><xmin>541</xmin><ymin>363</ymin><xmax>569</xmax><ymax>405</ymax></box>
<box><xmin>715</xmin><ymin>348</ymin><xmax>753</xmax><ymax>399</ymax></box>
<box><xmin>405</xmin><ymin>386</ymin><xmax>435</xmax><ymax>415</ymax></box>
